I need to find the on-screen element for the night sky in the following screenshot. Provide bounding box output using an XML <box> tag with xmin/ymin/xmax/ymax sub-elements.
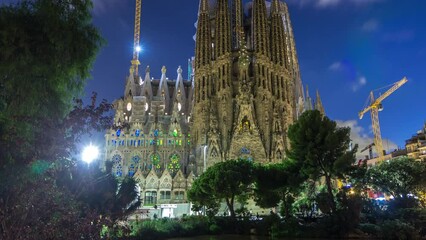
<box><xmin>85</xmin><ymin>0</ymin><xmax>426</xmax><ymax>153</ymax></box>
<box><xmin>3</xmin><ymin>0</ymin><xmax>424</xmax><ymax>153</ymax></box>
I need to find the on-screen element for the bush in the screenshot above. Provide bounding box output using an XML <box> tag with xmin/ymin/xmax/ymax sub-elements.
<box><xmin>132</xmin><ymin>216</ymin><xmax>212</xmax><ymax>239</ymax></box>
<box><xmin>359</xmin><ymin>223</ymin><xmax>381</xmax><ymax>237</ymax></box>
<box><xmin>380</xmin><ymin>220</ymin><xmax>420</xmax><ymax>240</ymax></box>
<box><xmin>209</xmin><ymin>223</ymin><xmax>221</xmax><ymax>234</ymax></box>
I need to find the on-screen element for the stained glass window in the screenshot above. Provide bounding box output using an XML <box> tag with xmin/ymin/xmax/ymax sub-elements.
<box><xmin>112</xmin><ymin>155</ymin><xmax>123</xmax><ymax>177</ymax></box>
<box><xmin>241</xmin><ymin>147</ymin><xmax>251</xmax><ymax>154</ymax></box>
<box><xmin>116</xmin><ymin>164</ymin><xmax>123</xmax><ymax>177</ymax></box>
<box><xmin>132</xmin><ymin>155</ymin><xmax>140</xmax><ymax>164</ymax></box>
<box><xmin>116</xmin><ymin>129</ymin><xmax>121</xmax><ymax>137</ymax></box>
<box><xmin>128</xmin><ymin>164</ymin><xmax>136</xmax><ymax>177</ymax></box>
<box><xmin>150</xmin><ymin>153</ymin><xmax>161</xmax><ymax>170</ymax></box>
<box><xmin>167</xmin><ymin>154</ymin><xmax>181</xmax><ymax>174</ymax></box>
<box><xmin>112</xmin><ymin>154</ymin><xmax>122</xmax><ymax>164</ymax></box>
<box><xmin>172</xmin><ymin>129</ymin><xmax>178</xmax><ymax>137</ymax></box>
<box><xmin>154</xmin><ymin>129</ymin><xmax>159</xmax><ymax>137</ymax></box>
<box><xmin>135</xmin><ymin>129</ymin><xmax>141</xmax><ymax>137</ymax></box>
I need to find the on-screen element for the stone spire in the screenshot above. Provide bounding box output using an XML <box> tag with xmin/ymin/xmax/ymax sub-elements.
<box><xmin>252</xmin><ymin>0</ymin><xmax>270</xmax><ymax>57</ymax></box>
<box><xmin>195</xmin><ymin>0</ymin><xmax>212</xmax><ymax>70</ymax></box>
<box><xmin>315</xmin><ymin>90</ymin><xmax>325</xmax><ymax>116</ymax></box>
<box><xmin>231</xmin><ymin>0</ymin><xmax>243</xmax><ymax>49</ymax></box>
<box><xmin>141</xmin><ymin>65</ymin><xmax>153</xmax><ymax>99</ymax></box>
<box><xmin>214</xmin><ymin>0</ymin><xmax>231</xmax><ymax>58</ymax></box>
<box><xmin>270</xmin><ymin>0</ymin><xmax>287</xmax><ymax>68</ymax></box>
<box><xmin>194</xmin><ymin>0</ymin><xmax>212</xmax><ymax>103</ymax></box>
<box><xmin>305</xmin><ymin>85</ymin><xmax>313</xmax><ymax>111</ymax></box>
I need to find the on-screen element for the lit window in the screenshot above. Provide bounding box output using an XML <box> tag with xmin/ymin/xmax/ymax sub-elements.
<box><xmin>174</xmin><ymin>191</ymin><xmax>185</xmax><ymax>200</ymax></box>
<box><xmin>160</xmin><ymin>191</ymin><xmax>171</xmax><ymax>200</ymax></box>
<box><xmin>144</xmin><ymin>191</ymin><xmax>157</xmax><ymax>205</ymax></box>
<box><xmin>168</xmin><ymin>154</ymin><xmax>181</xmax><ymax>174</ymax></box>
<box><xmin>128</xmin><ymin>164</ymin><xmax>136</xmax><ymax>177</ymax></box>
<box><xmin>116</xmin><ymin>164</ymin><xmax>122</xmax><ymax>177</ymax></box>
<box><xmin>151</xmin><ymin>153</ymin><xmax>161</xmax><ymax>170</ymax></box>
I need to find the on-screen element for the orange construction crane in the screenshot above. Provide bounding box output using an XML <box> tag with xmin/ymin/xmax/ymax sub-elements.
<box><xmin>360</xmin><ymin>142</ymin><xmax>375</xmax><ymax>160</ymax></box>
<box><xmin>130</xmin><ymin>0</ymin><xmax>142</xmax><ymax>76</ymax></box>
<box><xmin>359</xmin><ymin>77</ymin><xmax>408</xmax><ymax>158</ymax></box>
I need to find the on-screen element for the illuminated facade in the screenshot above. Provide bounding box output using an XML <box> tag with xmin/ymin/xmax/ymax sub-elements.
<box><xmin>104</xmin><ymin>0</ymin><xmax>324</xmax><ymax>208</ymax></box>
<box><xmin>405</xmin><ymin>123</ymin><xmax>426</xmax><ymax>161</ymax></box>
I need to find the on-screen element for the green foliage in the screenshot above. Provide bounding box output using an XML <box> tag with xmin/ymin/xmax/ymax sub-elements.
<box><xmin>29</xmin><ymin>159</ymin><xmax>51</xmax><ymax>175</ymax></box>
<box><xmin>57</xmin><ymin>161</ymin><xmax>140</xmax><ymax>222</ymax></box>
<box><xmin>367</xmin><ymin>157</ymin><xmax>426</xmax><ymax>199</ymax></box>
<box><xmin>254</xmin><ymin>161</ymin><xmax>302</xmax><ymax>218</ymax></box>
<box><xmin>292</xmin><ymin>181</ymin><xmax>319</xmax><ymax>218</ymax></box>
<box><xmin>0</xmin><ymin>0</ymin><xmax>104</xmax><ymax>165</ymax></box>
<box><xmin>188</xmin><ymin>159</ymin><xmax>256</xmax><ymax>219</ymax></box>
<box><xmin>0</xmin><ymin>164</ymin><xmax>110</xmax><ymax>239</ymax></box>
<box><xmin>131</xmin><ymin>216</ymin><xmax>212</xmax><ymax>239</ymax></box>
<box><xmin>380</xmin><ymin>219</ymin><xmax>419</xmax><ymax>240</ymax></box>
<box><xmin>287</xmin><ymin>110</ymin><xmax>357</xmax><ymax>213</ymax></box>
<box><xmin>358</xmin><ymin>223</ymin><xmax>381</xmax><ymax>236</ymax></box>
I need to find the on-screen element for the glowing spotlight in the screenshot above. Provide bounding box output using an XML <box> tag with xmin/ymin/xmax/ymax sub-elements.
<box><xmin>135</xmin><ymin>45</ymin><xmax>142</xmax><ymax>53</ymax></box>
<box><xmin>82</xmin><ymin>144</ymin><xmax>99</xmax><ymax>164</ymax></box>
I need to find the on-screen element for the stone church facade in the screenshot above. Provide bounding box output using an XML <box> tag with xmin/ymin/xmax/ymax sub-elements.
<box><xmin>104</xmin><ymin>0</ymin><xmax>324</xmax><ymax>207</ymax></box>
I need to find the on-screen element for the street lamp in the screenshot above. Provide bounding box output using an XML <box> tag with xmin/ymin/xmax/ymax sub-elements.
<box><xmin>202</xmin><ymin>144</ymin><xmax>208</xmax><ymax>172</ymax></box>
<box><xmin>82</xmin><ymin>143</ymin><xmax>99</xmax><ymax>164</ymax></box>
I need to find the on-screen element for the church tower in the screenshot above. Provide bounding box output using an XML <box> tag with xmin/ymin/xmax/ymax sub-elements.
<box><xmin>191</xmin><ymin>0</ymin><xmax>305</xmax><ymax>172</ymax></box>
<box><xmin>104</xmin><ymin>0</ymin><xmax>325</xmax><ymax>211</ymax></box>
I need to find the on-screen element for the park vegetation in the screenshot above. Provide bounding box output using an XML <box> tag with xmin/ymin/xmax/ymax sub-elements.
<box><xmin>0</xmin><ymin>1</ymin><xmax>140</xmax><ymax>239</ymax></box>
<box><xmin>129</xmin><ymin>110</ymin><xmax>426</xmax><ymax>239</ymax></box>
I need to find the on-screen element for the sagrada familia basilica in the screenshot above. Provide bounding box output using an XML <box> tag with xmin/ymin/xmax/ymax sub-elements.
<box><xmin>104</xmin><ymin>0</ymin><xmax>324</xmax><ymax>208</ymax></box>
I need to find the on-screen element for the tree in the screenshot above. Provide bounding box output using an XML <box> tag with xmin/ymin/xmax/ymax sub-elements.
<box><xmin>0</xmin><ymin>0</ymin><xmax>104</xmax><ymax>165</ymax></box>
<box><xmin>367</xmin><ymin>157</ymin><xmax>426</xmax><ymax>200</ymax></box>
<box><xmin>58</xmin><ymin>161</ymin><xmax>141</xmax><ymax>222</ymax></box>
<box><xmin>188</xmin><ymin>159</ymin><xmax>256</xmax><ymax>219</ymax></box>
<box><xmin>287</xmin><ymin>110</ymin><xmax>357</xmax><ymax>213</ymax></box>
<box><xmin>254</xmin><ymin>160</ymin><xmax>303</xmax><ymax>219</ymax></box>
<box><xmin>0</xmin><ymin>159</ymin><xmax>141</xmax><ymax>239</ymax></box>
<box><xmin>0</xmin><ymin>161</ymin><xmax>110</xmax><ymax>239</ymax></box>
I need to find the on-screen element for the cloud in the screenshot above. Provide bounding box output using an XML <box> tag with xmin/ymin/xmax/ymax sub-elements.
<box><xmin>362</xmin><ymin>19</ymin><xmax>379</xmax><ymax>32</ymax></box>
<box><xmin>383</xmin><ymin>30</ymin><xmax>415</xmax><ymax>43</ymax></box>
<box><xmin>286</xmin><ymin>0</ymin><xmax>384</xmax><ymax>8</ymax></box>
<box><xmin>336</xmin><ymin>120</ymin><xmax>398</xmax><ymax>160</ymax></box>
<box><xmin>352</xmin><ymin>76</ymin><xmax>367</xmax><ymax>92</ymax></box>
<box><xmin>92</xmin><ymin>0</ymin><xmax>121</xmax><ymax>16</ymax></box>
<box><xmin>328</xmin><ymin>61</ymin><xmax>367</xmax><ymax>92</ymax></box>
<box><xmin>329</xmin><ymin>62</ymin><xmax>342</xmax><ymax>71</ymax></box>
<box><xmin>317</xmin><ymin>0</ymin><xmax>340</xmax><ymax>7</ymax></box>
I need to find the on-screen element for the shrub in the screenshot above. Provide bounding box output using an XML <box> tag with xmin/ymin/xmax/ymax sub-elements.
<box><xmin>359</xmin><ymin>223</ymin><xmax>381</xmax><ymax>237</ymax></box>
<box><xmin>380</xmin><ymin>219</ymin><xmax>420</xmax><ymax>240</ymax></box>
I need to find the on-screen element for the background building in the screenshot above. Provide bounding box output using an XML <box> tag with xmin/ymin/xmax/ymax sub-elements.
<box><xmin>405</xmin><ymin>123</ymin><xmax>426</xmax><ymax>161</ymax></box>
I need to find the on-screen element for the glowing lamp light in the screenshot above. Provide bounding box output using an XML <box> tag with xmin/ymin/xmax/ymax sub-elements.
<box><xmin>135</xmin><ymin>45</ymin><xmax>142</xmax><ymax>53</ymax></box>
<box><xmin>82</xmin><ymin>144</ymin><xmax>99</xmax><ymax>164</ymax></box>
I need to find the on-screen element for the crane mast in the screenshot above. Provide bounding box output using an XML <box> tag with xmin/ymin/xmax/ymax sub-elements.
<box><xmin>131</xmin><ymin>0</ymin><xmax>142</xmax><ymax>76</ymax></box>
<box><xmin>358</xmin><ymin>77</ymin><xmax>408</xmax><ymax>158</ymax></box>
